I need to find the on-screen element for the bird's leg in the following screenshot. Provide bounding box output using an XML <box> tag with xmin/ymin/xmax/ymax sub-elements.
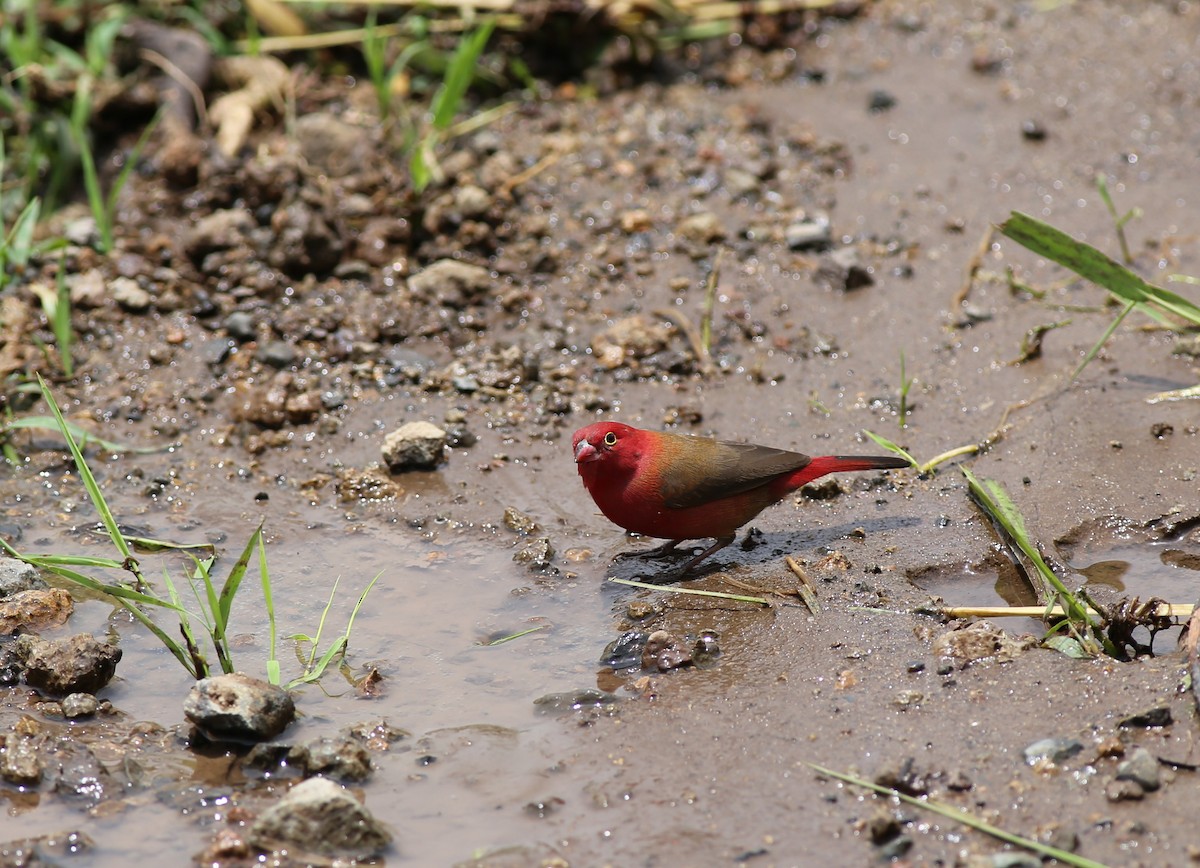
<box><xmin>615</xmin><ymin>539</ymin><xmax>683</xmax><ymax>561</ymax></box>
<box><xmin>679</xmin><ymin>535</ymin><xmax>736</xmax><ymax>573</ymax></box>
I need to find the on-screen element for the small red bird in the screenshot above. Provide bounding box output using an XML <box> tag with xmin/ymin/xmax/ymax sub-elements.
<box><xmin>573</xmin><ymin>421</ymin><xmax>909</xmax><ymax>573</ymax></box>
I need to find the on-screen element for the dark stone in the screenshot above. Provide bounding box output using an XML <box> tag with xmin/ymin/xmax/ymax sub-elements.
<box><xmin>184</xmin><ymin>673</ymin><xmax>295</xmax><ymax>743</ymax></box>
<box><xmin>17</xmin><ymin>634</ymin><xmax>121</xmax><ymax>696</ymax></box>
<box><xmin>248</xmin><ymin>777</ymin><xmax>392</xmax><ymax>860</ymax></box>
<box><xmin>1119</xmin><ymin>706</ymin><xmax>1172</xmax><ymax>729</ymax></box>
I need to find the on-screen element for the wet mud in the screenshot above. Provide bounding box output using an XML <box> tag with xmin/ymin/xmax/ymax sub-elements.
<box><xmin>3</xmin><ymin>1</ymin><xmax>1200</xmax><ymax>865</ymax></box>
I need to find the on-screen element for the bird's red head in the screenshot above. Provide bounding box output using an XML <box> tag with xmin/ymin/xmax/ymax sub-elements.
<box><xmin>572</xmin><ymin>421</ymin><xmax>639</xmax><ymax>466</ymax></box>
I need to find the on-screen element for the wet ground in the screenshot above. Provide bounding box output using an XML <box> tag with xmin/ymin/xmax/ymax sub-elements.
<box><xmin>3</xmin><ymin>1</ymin><xmax>1200</xmax><ymax>865</ymax></box>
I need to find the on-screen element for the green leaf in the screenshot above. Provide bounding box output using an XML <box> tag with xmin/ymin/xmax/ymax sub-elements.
<box><xmin>217</xmin><ymin>523</ymin><xmax>263</xmax><ymax>632</ymax></box>
<box><xmin>862</xmin><ymin>429</ymin><xmax>918</xmax><ymax>467</ymax></box>
<box><xmin>1043</xmin><ymin>634</ymin><xmax>1091</xmax><ymax>658</ymax></box>
<box><xmin>5</xmin><ymin>415</ymin><xmax>161</xmax><ymax>454</ymax></box>
<box><xmin>809</xmin><ymin>763</ymin><xmax>1111</xmax><ymax>868</ymax></box>
<box><xmin>35</xmin><ymin>376</ymin><xmax>137</xmax><ymax>569</ymax></box>
<box><xmin>431</xmin><ymin>20</ymin><xmax>496</xmax><ymax>131</ymax></box>
<box><xmin>999</xmin><ymin>211</ymin><xmax>1200</xmax><ymax>326</ymax></box>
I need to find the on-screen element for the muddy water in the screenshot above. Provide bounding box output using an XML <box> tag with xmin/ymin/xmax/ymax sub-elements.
<box><xmin>1</xmin><ymin>430</ymin><xmax>627</xmax><ymax>863</ymax></box>
<box><xmin>4</xmin><ymin>1</ymin><xmax>1200</xmax><ymax>865</ymax></box>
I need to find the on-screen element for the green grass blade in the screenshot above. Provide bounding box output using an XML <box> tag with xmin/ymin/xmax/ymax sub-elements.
<box><xmin>124</xmin><ymin>536</ymin><xmax>215</xmax><ymax>554</ymax></box>
<box><xmin>961</xmin><ymin>468</ymin><xmax>1113</xmax><ymax>657</ymax></box>
<box><xmin>485</xmin><ymin>625</ymin><xmax>547</xmax><ymax>645</ymax></box>
<box><xmin>188</xmin><ymin>553</ymin><xmax>225</xmax><ymax>668</ymax></box>
<box><xmin>809</xmin><ymin>763</ymin><xmax>1111</xmax><ymax>868</ymax></box>
<box><xmin>999</xmin><ymin>211</ymin><xmax>1200</xmax><ymax>326</ymax></box>
<box><xmin>54</xmin><ymin>261</ymin><xmax>73</xmax><ymax>377</ymax></box>
<box><xmin>862</xmin><ymin>429</ymin><xmax>919</xmax><ymax>468</ymax></box>
<box><xmin>105</xmin><ymin>109</ymin><xmax>162</xmax><ymax>229</ymax></box>
<box><xmin>259</xmin><ymin>530</ymin><xmax>280</xmax><ymax>685</ymax></box>
<box><xmin>431</xmin><ymin>19</ymin><xmax>495</xmax><ymax>131</ymax></box>
<box><xmin>71</xmin><ymin>76</ymin><xmax>110</xmax><ymax>252</ymax></box>
<box><xmin>342</xmin><ymin>570</ymin><xmax>383</xmax><ymax>640</ymax></box>
<box><xmin>1070</xmin><ymin>298</ymin><xmax>1136</xmax><ymax>383</ymax></box>
<box><xmin>3</xmin><ymin>415</ymin><xmax>161</xmax><ymax>454</ymax></box>
<box><xmin>36</xmin><ymin>376</ymin><xmax>136</xmax><ymax>568</ymax></box>
<box><xmin>217</xmin><ymin>523</ymin><xmax>263</xmax><ymax>630</ymax></box>
<box><xmin>297</xmin><ymin>577</ymin><xmax>341</xmax><ymax>670</ymax></box>
<box><xmin>6</xmin><ymin>197</ymin><xmax>40</xmax><ymax>269</ymax></box>
<box><xmin>160</xmin><ymin>564</ymin><xmax>207</xmax><ymax>676</ymax></box>
<box><xmin>286</xmin><ymin>636</ymin><xmax>347</xmax><ymax>689</ymax></box>
<box><xmin>19</xmin><ymin>553</ymin><xmax>127</xmax><ymax>569</ymax></box>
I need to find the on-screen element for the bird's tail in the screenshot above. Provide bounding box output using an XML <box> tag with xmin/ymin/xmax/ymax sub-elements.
<box><xmin>783</xmin><ymin>454</ymin><xmax>910</xmax><ymax>491</ymax></box>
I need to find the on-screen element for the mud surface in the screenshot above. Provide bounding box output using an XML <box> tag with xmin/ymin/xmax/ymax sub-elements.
<box><xmin>3</xmin><ymin>1</ymin><xmax>1200</xmax><ymax>865</ymax></box>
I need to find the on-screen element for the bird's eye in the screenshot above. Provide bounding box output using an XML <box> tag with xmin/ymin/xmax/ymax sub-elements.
<box><xmin>603</xmin><ymin>431</ymin><xmax>618</xmax><ymax>446</ymax></box>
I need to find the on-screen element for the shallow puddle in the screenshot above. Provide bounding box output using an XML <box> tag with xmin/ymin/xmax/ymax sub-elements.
<box><xmin>910</xmin><ymin>513</ymin><xmax>1200</xmax><ymax>656</ymax></box>
<box><xmin>0</xmin><ymin>441</ymin><xmax>627</xmax><ymax>864</ymax></box>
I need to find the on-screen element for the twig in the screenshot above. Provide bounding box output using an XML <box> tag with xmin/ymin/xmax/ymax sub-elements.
<box><xmin>654</xmin><ymin>308</ymin><xmax>718</xmax><ymax>377</ymax></box>
<box><xmin>498</xmin><ymin>150</ymin><xmax>561</xmax><ymax>198</ymax></box>
<box><xmin>952</xmin><ymin>224</ymin><xmax>994</xmax><ymax>311</ymax></box>
<box><xmin>608</xmin><ymin>577</ymin><xmax>768</xmax><ymax>606</ymax></box>
<box><xmin>785</xmin><ymin>556</ymin><xmax>820</xmax><ymax>614</ymax></box>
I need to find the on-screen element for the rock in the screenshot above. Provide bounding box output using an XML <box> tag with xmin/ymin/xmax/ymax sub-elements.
<box><xmin>1116</xmin><ymin>747</ymin><xmax>1161</xmax><ymax>792</ymax></box>
<box><xmin>874</xmin><ymin>756</ymin><xmax>928</xmax><ymax>796</ymax></box>
<box><xmin>295</xmin><ymin>112</ymin><xmax>374</xmax><ymax>178</ymax></box>
<box><xmin>184</xmin><ymin>673</ymin><xmax>295</xmax><ymax>743</ymax></box>
<box><xmin>382</xmin><ymin>422</ymin><xmax>447</xmax><ymax>471</ymax></box>
<box><xmin>0</xmin><ymin>644</ymin><xmax>21</xmax><ymax>685</ymax></box>
<box><xmin>1119</xmin><ymin>706</ymin><xmax>1172</xmax><ymax>728</ymax></box>
<box><xmin>817</xmin><ymin>245</ymin><xmax>875</xmax><ymax>291</ymax></box>
<box><xmin>1105</xmin><ymin>778</ymin><xmax>1145</xmax><ymax>802</ymax></box>
<box><xmin>67</xmin><ymin>269</ymin><xmax>107</xmax><ymax>308</ymax></box>
<box><xmin>502</xmin><ymin>506</ymin><xmax>541</xmax><ymax>535</ymax></box>
<box><xmin>61</xmin><ymin>693</ymin><xmax>99</xmax><ymax>720</ymax></box>
<box><xmin>17</xmin><ymin>634</ymin><xmax>121</xmax><ymax>695</ymax></box>
<box><xmin>336</xmin><ymin>464</ymin><xmax>402</xmax><ymax>502</ymax></box>
<box><xmin>0</xmin><ymin>732</ymin><xmax>44</xmax><ymax>785</ymax></box>
<box><xmin>256</xmin><ymin>340</ymin><xmax>297</xmax><ymax>369</ymax></box>
<box><xmin>723</xmin><ymin>167</ymin><xmax>761</xmax><ymax>198</ymax></box>
<box><xmin>642</xmin><ymin>629</ymin><xmax>693</xmax><ymax>672</ymax></box>
<box><xmin>0</xmin><ymin>559</ymin><xmax>47</xmax><ymax>597</ymax></box>
<box><xmin>185</xmin><ymin>208</ymin><xmax>255</xmax><ymax>260</ymax></box>
<box><xmin>1023</xmin><ymin>737</ymin><xmax>1083</xmax><ymax>765</ymax></box>
<box><xmin>291</xmin><ymin>736</ymin><xmax>373</xmax><ymax>782</ymax></box>
<box><xmin>64</xmin><ymin>216</ymin><xmax>99</xmax><ymax>247</ymax></box>
<box><xmin>453</xmin><ymin>184</ymin><xmax>492</xmax><ymax>218</ymax></box>
<box><xmin>248</xmin><ymin>776</ymin><xmax>392</xmax><ymax>860</ymax></box>
<box><xmin>676</xmin><ymin>212</ymin><xmax>725</xmax><ymax>244</ymax></box>
<box><xmin>195</xmin><ymin>828</ymin><xmax>251</xmax><ymax>864</ymax></box>
<box><xmin>407</xmin><ymin>259</ymin><xmax>492</xmax><ymax>308</ymax></box>
<box><xmin>110</xmin><ymin>276</ymin><xmax>153</xmax><ymax>313</ymax></box>
<box><xmin>600</xmin><ymin>631</ymin><xmax>650</xmax><ymax>670</ymax></box>
<box><xmin>931</xmin><ymin>621</ymin><xmax>1036</xmax><ymax>668</ymax></box>
<box><xmin>223</xmin><ymin>310</ymin><xmax>257</xmax><ymax>342</ymax></box>
<box><xmin>868</xmin><ymin>89</ymin><xmax>897</xmax><ymax>112</ymax></box>
<box><xmin>0</xmin><ymin>588</ymin><xmax>73</xmax><ymax>633</ymax></box>
<box><xmin>231</xmin><ymin>373</ymin><xmax>292</xmax><ymax>429</ymax></box>
<box><xmin>0</xmin><ymin>831</ymin><xmax>94</xmax><ymax>864</ymax></box>
<box><xmin>533</xmin><ymin>688</ymin><xmax>618</xmax><ymax>715</ymax></box>
<box><xmin>591</xmin><ymin>315</ymin><xmax>673</xmax><ymax>371</ymax></box>
<box><xmin>48</xmin><ymin>740</ymin><xmax>113</xmax><ymax>805</ymax></box>
<box><xmin>512</xmin><ymin>537</ymin><xmax>554</xmax><ymax>570</ymax></box>
<box><xmin>268</xmin><ymin>201</ymin><xmax>343</xmax><ymax>277</ymax></box>
<box><xmin>785</xmin><ymin>212</ymin><xmax>832</xmax><ymax>250</ymax></box>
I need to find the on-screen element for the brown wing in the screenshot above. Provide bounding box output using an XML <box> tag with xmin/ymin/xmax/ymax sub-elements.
<box><xmin>658</xmin><ymin>435</ymin><xmax>812</xmax><ymax>510</ymax></box>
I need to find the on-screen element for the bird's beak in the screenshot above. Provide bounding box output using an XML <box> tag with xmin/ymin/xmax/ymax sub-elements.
<box><xmin>574</xmin><ymin>439</ymin><xmax>599</xmax><ymax>464</ymax></box>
